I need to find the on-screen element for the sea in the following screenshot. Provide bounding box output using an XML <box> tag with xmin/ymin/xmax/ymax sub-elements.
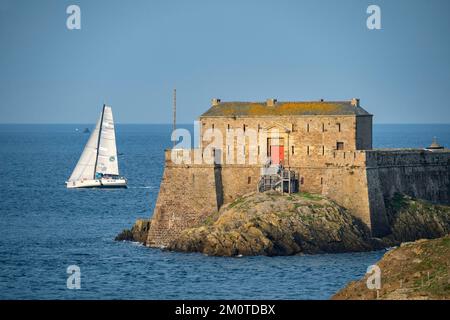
<box><xmin>0</xmin><ymin>124</ymin><xmax>449</xmax><ymax>300</ymax></box>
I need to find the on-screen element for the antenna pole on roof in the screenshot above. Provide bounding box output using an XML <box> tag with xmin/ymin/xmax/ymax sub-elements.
<box><xmin>173</xmin><ymin>88</ymin><xmax>176</xmax><ymax>148</ymax></box>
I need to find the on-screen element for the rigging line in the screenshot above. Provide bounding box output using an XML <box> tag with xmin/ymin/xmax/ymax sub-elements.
<box><xmin>93</xmin><ymin>104</ymin><xmax>106</xmax><ymax>179</ymax></box>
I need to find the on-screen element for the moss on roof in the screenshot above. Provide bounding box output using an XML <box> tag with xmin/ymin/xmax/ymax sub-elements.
<box><xmin>200</xmin><ymin>101</ymin><xmax>372</xmax><ymax>117</ymax></box>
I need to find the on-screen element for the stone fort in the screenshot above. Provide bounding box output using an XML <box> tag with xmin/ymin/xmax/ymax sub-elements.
<box><xmin>146</xmin><ymin>98</ymin><xmax>450</xmax><ymax>247</ymax></box>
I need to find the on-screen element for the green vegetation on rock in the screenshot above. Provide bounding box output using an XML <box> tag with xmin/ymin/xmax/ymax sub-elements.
<box><xmin>385</xmin><ymin>193</ymin><xmax>450</xmax><ymax>244</ymax></box>
<box><xmin>167</xmin><ymin>191</ymin><xmax>379</xmax><ymax>256</ymax></box>
<box><xmin>117</xmin><ymin>192</ymin><xmax>450</xmax><ymax>260</ymax></box>
<box><xmin>333</xmin><ymin>235</ymin><xmax>450</xmax><ymax>300</ymax></box>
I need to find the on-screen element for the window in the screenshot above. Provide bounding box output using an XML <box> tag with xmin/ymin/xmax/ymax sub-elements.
<box><xmin>292</xmin><ymin>123</ymin><xmax>296</xmax><ymax>132</ymax></box>
<box><xmin>322</xmin><ymin>123</ymin><xmax>325</xmax><ymax>132</ymax></box>
<box><xmin>248</xmin><ymin>177</ymin><xmax>251</xmax><ymax>184</ymax></box>
<box><xmin>258</xmin><ymin>124</ymin><xmax>261</xmax><ymax>132</ymax></box>
<box><xmin>307</xmin><ymin>123</ymin><xmax>310</xmax><ymax>132</ymax></box>
<box><xmin>258</xmin><ymin>145</ymin><xmax>260</xmax><ymax>155</ymax></box>
<box><xmin>336</xmin><ymin>142</ymin><xmax>344</xmax><ymax>150</ymax></box>
<box><xmin>227</xmin><ymin>124</ymin><xmax>230</xmax><ymax>131</ymax></box>
<box><xmin>243</xmin><ymin>124</ymin><xmax>246</xmax><ymax>132</ymax></box>
<box><xmin>337</xmin><ymin>123</ymin><xmax>341</xmax><ymax>132</ymax></box>
<box><xmin>307</xmin><ymin>146</ymin><xmax>310</xmax><ymax>155</ymax></box>
<box><xmin>291</xmin><ymin>146</ymin><xmax>295</xmax><ymax>155</ymax></box>
<box><xmin>301</xmin><ymin>177</ymin><xmax>304</xmax><ymax>185</ymax></box>
<box><xmin>320</xmin><ymin>177</ymin><xmax>323</xmax><ymax>185</ymax></box>
<box><xmin>322</xmin><ymin>146</ymin><xmax>325</xmax><ymax>155</ymax></box>
<box><xmin>212</xmin><ymin>124</ymin><xmax>215</xmax><ymax>131</ymax></box>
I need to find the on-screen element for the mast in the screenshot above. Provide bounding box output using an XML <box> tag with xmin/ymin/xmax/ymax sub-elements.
<box><xmin>173</xmin><ymin>88</ymin><xmax>176</xmax><ymax>148</ymax></box>
<box><xmin>93</xmin><ymin>104</ymin><xmax>106</xmax><ymax>179</ymax></box>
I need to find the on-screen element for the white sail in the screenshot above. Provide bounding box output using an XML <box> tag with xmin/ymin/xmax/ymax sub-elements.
<box><xmin>95</xmin><ymin>105</ymin><xmax>119</xmax><ymax>176</ymax></box>
<box><xmin>68</xmin><ymin>115</ymin><xmax>102</xmax><ymax>182</ymax></box>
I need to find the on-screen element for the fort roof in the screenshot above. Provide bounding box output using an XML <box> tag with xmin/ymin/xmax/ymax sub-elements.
<box><xmin>200</xmin><ymin>99</ymin><xmax>372</xmax><ymax>118</ymax></box>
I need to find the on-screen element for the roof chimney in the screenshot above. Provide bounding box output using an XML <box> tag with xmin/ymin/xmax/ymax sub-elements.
<box><xmin>351</xmin><ymin>98</ymin><xmax>360</xmax><ymax>107</ymax></box>
<box><xmin>211</xmin><ymin>98</ymin><xmax>221</xmax><ymax>106</ymax></box>
<box><xmin>266</xmin><ymin>98</ymin><xmax>277</xmax><ymax>107</ymax></box>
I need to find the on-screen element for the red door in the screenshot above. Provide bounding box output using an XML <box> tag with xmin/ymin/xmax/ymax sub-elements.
<box><xmin>270</xmin><ymin>145</ymin><xmax>284</xmax><ymax>165</ymax></box>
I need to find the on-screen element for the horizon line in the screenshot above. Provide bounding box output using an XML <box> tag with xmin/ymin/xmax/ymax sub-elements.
<box><xmin>0</xmin><ymin>122</ymin><xmax>449</xmax><ymax>126</ymax></box>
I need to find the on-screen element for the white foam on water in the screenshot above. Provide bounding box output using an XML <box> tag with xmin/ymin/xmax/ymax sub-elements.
<box><xmin>128</xmin><ymin>186</ymin><xmax>155</xmax><ymax>189</ymax></box>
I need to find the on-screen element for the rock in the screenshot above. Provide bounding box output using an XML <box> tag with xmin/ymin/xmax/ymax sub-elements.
<box><xmin>115</xmin><ymin>219</ymin><xmax>151</xmax><ymax>244</ymax></box>
<box><xmin>115</xmin><ymin>229</ymin><xmax>134</xmax><ymax>242</ymax></box>
<box><xmin>384</xmin><ymin>193</ymin><xmax>450</xmax><ymax>243</ymax></box>
<box><xmin>119</xmin><ymin>192</ymin><xmax>449</xmax><ymax>258</ymax></box>
<box><xmin>332</xmin><ymin>235</ymin><xmax>450</xmax><ymax>300</ymax></box>
<box><xmin>167</xmin><ymin>192</ymin><xmax>380</xmax><ymax>256</ymax></box>
<box><xmin>131</xmin><ymin>219</ymin><xmax>152</xmax><ymax>244</ymax></box>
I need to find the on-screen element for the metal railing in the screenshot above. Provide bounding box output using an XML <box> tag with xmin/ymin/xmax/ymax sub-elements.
<box><xmin>257</xmin><ymin>166</ymin><xmax>299</xmax><ymax>194</ymax></box>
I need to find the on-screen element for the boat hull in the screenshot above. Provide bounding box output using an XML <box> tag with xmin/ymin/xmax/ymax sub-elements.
<box><xmin>66</xmin><ymin>178</ymin><xmax>127</xmax><ymax>189</ymax></box>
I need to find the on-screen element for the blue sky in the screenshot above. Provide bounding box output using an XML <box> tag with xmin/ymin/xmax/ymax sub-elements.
<box><xmin>1</xmin><ymin>0</ymin><xmax>450</xmax><ymax>124</ymax></box>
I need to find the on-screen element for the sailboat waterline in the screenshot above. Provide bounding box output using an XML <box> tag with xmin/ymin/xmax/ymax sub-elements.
<box><xmin>66</xmin><ymin>105</ymin><xmax>127</xmax><ymax>189</ymax></box>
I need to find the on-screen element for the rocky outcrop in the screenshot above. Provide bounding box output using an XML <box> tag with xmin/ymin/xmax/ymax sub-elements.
<box><xmin>166</xmin><ymin>192</ymin><xmax>381</xmax><ymax>256</ymax></box>
<box><xmin>115</xmin><ymin>219</ymin><xmax>151</xmax><ymax>244</ymax></box>
<box><xmin>166</xmin><ymin>192</ymin><xmax>450</xmax><ymax>256</ymax></box>
<box><xmin>384</xmin><ymin>193</ymin><xmax>450</xmax><ymax>244</ymax></box>
<box><xmin>117</xmin><ymin>192</ymin><xmax>450</xmax><ymax>257</ymax></box>
<box><xmin>333</xmin><ymin>235</ymin><xmax>450</xmax><ymax>300</ymax></box>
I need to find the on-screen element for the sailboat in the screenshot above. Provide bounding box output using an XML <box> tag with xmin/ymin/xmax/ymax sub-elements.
<box><xmin>66</xmin><ymin>105</ymin><xmax>127</xmax><ymax>189</ymax></box>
